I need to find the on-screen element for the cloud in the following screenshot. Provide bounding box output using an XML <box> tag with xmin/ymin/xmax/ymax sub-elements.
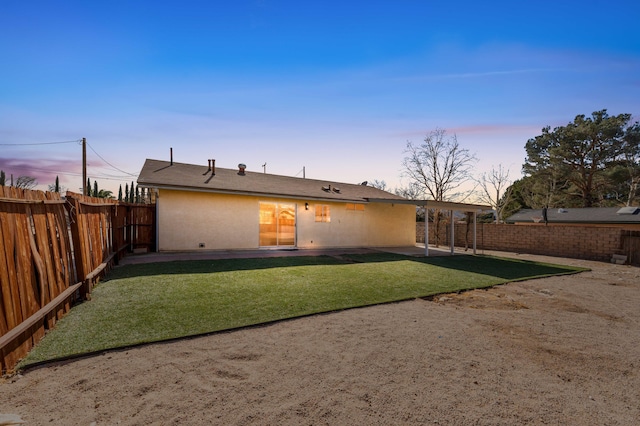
<box><xmin>391</xmin><ymin>123</ymin><xmax>541</xmax><ymax>139</ymax></box>
<box><xmin>0</xmin><ymin>157</ymin><xmax>81</xmax><ymax>187</ymax></box>
<box><xmin>447</xmin><ymin>124</ymin><xmax>542</xmax><ymax>136</ymax></box>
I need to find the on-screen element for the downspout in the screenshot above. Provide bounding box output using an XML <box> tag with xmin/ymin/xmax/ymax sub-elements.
<box><xmin>425</xmin><ymin>207</ymin><xmax>429</xmax><ymax>256</ymax></box>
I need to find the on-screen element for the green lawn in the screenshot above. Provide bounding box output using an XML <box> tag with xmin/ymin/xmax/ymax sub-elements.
<box><xmin>20</xmin><ymin>253</ymin><xmax>587</xmax><ymax>368</ymax></box>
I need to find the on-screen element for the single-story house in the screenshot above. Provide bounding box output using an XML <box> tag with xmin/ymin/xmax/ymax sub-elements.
<box><xmin>137</xmin><ymin>159</ymin><xmax>417</xmax><ymax>251</ymax></box>
<box><xmin>505</xmin><ymin>207</ymin><xmax>640</xmax><ymax>230</ymax></box>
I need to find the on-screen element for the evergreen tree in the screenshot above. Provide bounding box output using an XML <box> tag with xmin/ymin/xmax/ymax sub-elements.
<box><xmin>129</xmin><ymin>181</ymin><xmax>135</xmax><ymax>203</ymax></box>
<box><xmin>0</xmin><ymin>170</ymin><xmax>5</xmax><ymax>186</ymax></box>
<box><xmin>48</xmin><ymin>176</ymin><xmax>66</xmax><ymax>193</ymax></box>
<box><xmin>93</xmin><ymin>180</ymin><xmax>99</xmax><ymax>197</ymax></box>
<box><xmin>125</xmin><ymin>184</ymin><xmax>129</xmax><ymax>202</ymax></box>
<box><xmin>524</xmin><ymin>110</ymin><xmax>640</xmax><ymax>207</ymax></box>
<box><xmin>118</xmin><ymin>184</ymin><xmax>123</xmax><ymax>201</ymax></box>
<box><xmin>135</xmin><ymin>185</ymin><xmax>140</xmax><ymax>203</ymax></box>
<box><xmin>86</xmin><ymin>178</ymin><xmax>91</xmax><ymax>196</ymax></box>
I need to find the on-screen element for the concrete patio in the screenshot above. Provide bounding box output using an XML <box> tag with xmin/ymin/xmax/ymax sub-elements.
<box><xmin>118</xmin><ymin>244</ymin><xmax>476</xmax><ymax>266</ymax></box>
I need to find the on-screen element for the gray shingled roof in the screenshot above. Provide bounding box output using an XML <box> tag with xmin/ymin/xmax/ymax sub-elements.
<box><xmin>137</xmin><ymin>159</ymin><xmax>406</xmax><ymax>203</ymax></box>
<box><xmin>505</xmin><ymin>207</ymin><xmax>640</xmax><ymax>224</ymax></box>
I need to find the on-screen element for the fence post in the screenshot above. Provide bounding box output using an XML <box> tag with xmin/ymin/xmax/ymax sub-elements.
<box><xmin>66</xmin><ymin>195</ymin><xmax>87</xmax><ymax>298</ymax></box>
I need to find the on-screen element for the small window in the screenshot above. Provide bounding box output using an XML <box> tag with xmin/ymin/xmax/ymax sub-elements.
<box><xmin>315</xmin><ymin>205</ymin><xmax>331</xmax><ymax>222</ymax></box>
<box><xmin>346</xmin><ymin>203</ymin><xmax>365</xmax><ymax>211</ymax></box>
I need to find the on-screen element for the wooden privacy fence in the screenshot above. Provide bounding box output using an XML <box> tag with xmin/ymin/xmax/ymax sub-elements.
<box><xmin>621</xmin><ymin>231</ymin><xmax>640</xmax><ymax>266</ymax></box>
<box><xmin>0</xmin><ymin>187</ymin><xmax>75</xmax><ymax>373</ymax></box>
<box><xmin>0</xmin><ymin>188</ymin><xmax>155</xmax><ymax>373</ymax></box>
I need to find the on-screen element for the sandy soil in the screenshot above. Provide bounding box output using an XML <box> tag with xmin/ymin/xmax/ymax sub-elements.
<box><xmin>1</xmin><ymin>252</ymin><xmax>639</xmax><ymax>425</ymax></box>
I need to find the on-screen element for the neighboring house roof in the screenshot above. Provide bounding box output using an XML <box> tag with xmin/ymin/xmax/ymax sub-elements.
<box><xmin>505</xmin><ymin>207</ymin><xmax>640</xmax><ymax>224</ymax></box>
<box><xmin>137</xmin><ymin>159</ymin><xmax>406</xmax><ymax>203</ymax></box>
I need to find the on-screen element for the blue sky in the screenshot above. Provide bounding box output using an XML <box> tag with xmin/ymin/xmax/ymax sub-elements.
<box><xmin>1</xmin><ymin>0</ymin><xmax>639</xmax><ymax>196</ymax></box>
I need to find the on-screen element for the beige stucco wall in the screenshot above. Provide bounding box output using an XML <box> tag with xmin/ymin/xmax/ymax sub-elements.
<box><xmin>296</xmin><ymin>201</ymin><xmax>415</xmax><ymax>248</ymax></box>
<box><xmin>157</xmin><ymin>189</ymin><xmax>257</xmax><ymax>251</ymax></box>
<box><xmin>157</xmin><ymin>189</ymin><xmax>415</xmax><ymax>251</ymax></box>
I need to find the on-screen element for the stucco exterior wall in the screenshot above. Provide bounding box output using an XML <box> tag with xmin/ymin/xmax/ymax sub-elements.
<box><xmin>158</xmin><ymin>189</ymin><xmax>258</xmax><ymax>251</ymax></box>
<box><xmin>296</xmin><ymin>201</ymin><xmax>415</xmax><ymax>249</ymax></box>
<box><xmin>157</xmin><ymin>189</ymin><xmax>415</xmax><ymax>251</ymax></box>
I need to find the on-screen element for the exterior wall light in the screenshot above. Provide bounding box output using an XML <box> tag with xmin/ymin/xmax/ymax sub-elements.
<box><xmin>305</xmin><ymin>203</ymin><xmax>309</xmax><ymax>210</ymax></box>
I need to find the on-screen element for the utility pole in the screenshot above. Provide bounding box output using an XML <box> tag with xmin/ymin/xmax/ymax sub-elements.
<box><xmin>82</xmin><ymin>137</ymin><xmax>87</xmax><ymax>195</ymax></box>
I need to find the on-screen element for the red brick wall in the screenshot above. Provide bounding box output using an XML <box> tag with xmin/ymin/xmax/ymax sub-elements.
<box><xmin>416</xmin><ymin>222</ymin><xmax>625</xmax><ymax>262</ymax></box>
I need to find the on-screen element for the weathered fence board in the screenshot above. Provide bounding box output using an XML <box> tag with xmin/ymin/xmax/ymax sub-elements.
<box><xmin>1</xmin><ymin>188</ymin><xmax>156</xmax><ymax>373</ymax></box>
<box><xmin>622</xmin><ymin>231</ymin><xmax>640</xmax><ymax>266</ymax></box>
<box><xmin>130</xmin><ymin>204</ymin><xmax>156</xmax><ymax>252</ymax></box>
<box><xmin>66</xmin><ymin>192</ymin><xmax>118</xmax><ymax>298</ymax></box>
<box><xmin>0</xmin><ymin>187</ymin><xmax>68</xmax><ymax>372</ymax></box>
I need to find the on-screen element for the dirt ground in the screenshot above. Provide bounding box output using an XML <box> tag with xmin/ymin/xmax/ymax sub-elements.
<box><xmin>1</xmin><ymin>251</ymin><xmax>639</xmax><ymax>425</ymax></box>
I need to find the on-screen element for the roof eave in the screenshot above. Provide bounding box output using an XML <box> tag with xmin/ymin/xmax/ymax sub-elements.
<box><xmin>366</xmin><ymin>198</ymin><xmax>491</xmax><ymax>211</ymax></box>
<box><xmin>139</xmin><ymin>183</ymin><xmax>372</xmax><ymax>203</ymax></box>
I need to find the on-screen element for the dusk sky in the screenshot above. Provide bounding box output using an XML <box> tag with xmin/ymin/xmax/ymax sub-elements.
<box><xmin>1</xmin><ymin>0</ymin><xmax>639</xmax><ymax>197</ymax></box>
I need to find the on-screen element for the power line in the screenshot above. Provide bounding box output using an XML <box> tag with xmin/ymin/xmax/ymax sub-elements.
<box><xmin>0</xmin><ymin>139</ymin><xmax>82</xmax><ymax>146</ymax></box>
<box><xmin>0</xmin><ymin>166</ymin><xmax>136</xmax><ymax>181</ymax></box>
<box><xmin>1</xmin><ymin>138</ymin><xmax>138</xmax><ymax>182</ymax></box>
<box><xmin>86</xmin><ymin>142</ymin><xmax>137</xmax><ymax>177</ymax></box>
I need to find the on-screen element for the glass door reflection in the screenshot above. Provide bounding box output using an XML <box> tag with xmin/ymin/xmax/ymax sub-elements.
<box><xmin>259</xmin><ymin>202</ymin><xmax>296</xmax><ymax>247</ymax></box>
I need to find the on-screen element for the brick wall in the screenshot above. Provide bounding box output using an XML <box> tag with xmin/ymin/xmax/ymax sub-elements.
<box><xmin>416</xmin><ymin>222</ymin><xmax>625</xmax><ymax>262</ymax></box>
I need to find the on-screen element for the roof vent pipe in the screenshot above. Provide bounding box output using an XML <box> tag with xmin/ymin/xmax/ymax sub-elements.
<box><xmin>212</xmin><ymin>159</ymin><xmax>215</xmax><ymax>175</ymax></box>
<box><xmin>238</xmin><ymin>163</ymin><xmax>246</xmax><ymax>175</ymax></box>
<box><xmin>203</xmin><ymin>159</ymin><xmax>212</xmax><ymax>175</ymax></box>
<box><xmin>170</xmin><ymin>147</ymin><xmax>173</xmax><ymax>165</ymax></box>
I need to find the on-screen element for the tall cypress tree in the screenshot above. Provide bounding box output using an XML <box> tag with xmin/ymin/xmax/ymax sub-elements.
<box><xmin>86</xmin><ymin>178</ymin><xmax>91</xmax><ymax>196</ymax></box>
<box><xmin>129</xmin><ymin>181</ymin><xmax>135</xmax><ymax>203</ymax></box>
<box><xmin>118</xmin><ymin>184</ymin><xmax>123</xmax><ymax>201</ymax></box>
<box><xmin>93</xmin><ymin>180</ymin><xmax>99</xmax><ymax>197</ymax></box>
<box><xmin>0</xmin><ymin>170</ymin><xmax>5</xmax><ymax>186</ymax></box>
<box><xmin>54</xmin><ymin>176</ymin><xmax>60</xmax><ymax>193</ymax></box>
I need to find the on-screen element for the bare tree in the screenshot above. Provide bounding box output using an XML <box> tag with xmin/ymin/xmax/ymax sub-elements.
<box><xmin>15</xmin><ymin>175</ymin><xmax>38</xmax><ymax>189</ymax></box>
<box><xmin>394</xmin><ymin>181</ymin><xmax>424</xmax><ymax>199</ymax></box>
<box><xmin>476</xmin><ymin>164</ymin><xmax>513</xmax><ymax>222</ymax></box>
<box><xmin>619</xmin><ymin>123</ymin><xmax>640</xmax><ymax>206</ymax></box>
<box><xmin>402</xmin><ymin>128</ymin><xmax>477</xmax><ymax>245</ymax></box>
<box><xmin>395</xmin><ymin>182</ymin><xmax>426</xmax><ymax>221</ymax></box>
<box><xmin>402</xmin><ymin>128</ymin><xmax>477</xmax><ymax>202</ymax></box>
<box><xmin>368</xmin><ymin>179</ymin><xmax>388</xmax><ymax>191</ymax></box>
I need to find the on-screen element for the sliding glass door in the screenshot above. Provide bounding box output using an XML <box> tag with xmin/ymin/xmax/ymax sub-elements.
<box><xmin>259</xmin><ymin>202</ymin><xmax>296</xmax><ymax>247</ymax></box>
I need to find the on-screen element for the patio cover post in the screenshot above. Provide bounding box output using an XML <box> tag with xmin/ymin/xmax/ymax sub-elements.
<box><xmin>364</xmin><ymin>198</ymin><xmax>490</xmax><ymax>258</ymax></box>
<box><xmin>450</xmin><ymin>209</ymin><xmax>454</xmax><ymax>255</ymax></box>
<box><xmin>424</xmin><ymin>208</ymin><xmax>429</xmax><ymax>256</ymax></box>
<box><xmin>473</xmin><ymin>211</ymin><xmax>477</xmax><ymax>254</ymax></box>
